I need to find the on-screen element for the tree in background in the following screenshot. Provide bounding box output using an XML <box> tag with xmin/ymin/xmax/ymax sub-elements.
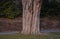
<box><xmin>21</xmin><ymin>0</ymin><xmax>42</xmax><ymax>34</ymax></box>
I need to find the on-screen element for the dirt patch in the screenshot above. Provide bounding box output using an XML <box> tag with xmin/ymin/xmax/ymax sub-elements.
<box><xmin>41</xmin><ymin>17</ymin><xmax>60</xmax><ymax>30</ymax></box>
<box><xmin>0</xmin><ymin>17</ymin><xmax>22</xmax><ymax>32</ymax></box>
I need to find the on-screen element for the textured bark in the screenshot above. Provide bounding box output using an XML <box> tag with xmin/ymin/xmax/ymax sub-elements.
<box><xmin>21</xmin><ymin>0</ymin><xmax>42</xmax><ymax>34</ymax></box>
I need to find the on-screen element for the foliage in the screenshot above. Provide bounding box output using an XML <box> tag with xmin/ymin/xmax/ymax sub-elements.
<box><xmin>41</xmin><ymin>0</ymin><xmax>60</xmax><ymax>18</ymax></box>
<box><xmin>0</xmin><ymin>0</ymin><xmax>22</xmax><ymax>18</ymax></box>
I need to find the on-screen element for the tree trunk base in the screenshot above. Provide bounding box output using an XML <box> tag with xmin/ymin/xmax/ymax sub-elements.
<box><xmin>21</xmin><ymin>31</ymin><xmax>41</xmax><ymax>35</ymax></box>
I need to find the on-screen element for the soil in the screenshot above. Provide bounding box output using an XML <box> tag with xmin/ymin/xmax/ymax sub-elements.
<box><xmin>0</xmin><ymin>16</ymin><xmax>60</xmax><ymax>32</ymax></box>
<box><xmin>0</xmin><ymin>16</ymin><xmax>22</xmax><ymax>32</ymax></box>
<box><xmin>41</xmin><ymin>17</ymin><xmax>60</xmax><ymax>30</ymax></box>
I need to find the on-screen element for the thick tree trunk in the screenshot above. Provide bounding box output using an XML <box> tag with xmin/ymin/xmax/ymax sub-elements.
<box><xmin>21</xmin><ymin>0</ymin><xmax>42</xmax><ymax>34</ymax></box>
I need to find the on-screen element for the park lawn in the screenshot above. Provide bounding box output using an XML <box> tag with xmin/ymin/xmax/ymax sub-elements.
<box><xmin>0</xmin><ymin>32</ymin><xmax>60</xmax><ymax>39</ymax></box>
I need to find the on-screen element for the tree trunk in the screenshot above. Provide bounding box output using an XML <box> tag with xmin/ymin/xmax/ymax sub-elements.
<box><xmin>21</xmin><ymin>0</ymin><xmax>42</xmax><ymax>34</ymax></box>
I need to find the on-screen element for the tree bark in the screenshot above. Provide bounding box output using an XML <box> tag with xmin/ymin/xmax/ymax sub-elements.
<box><xmin>21</xmin><ymin>0</ymin><xmax>42</xmax><ymax>34</ymax></box>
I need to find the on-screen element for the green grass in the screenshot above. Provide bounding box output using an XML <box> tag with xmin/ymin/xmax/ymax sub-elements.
<box><xmin>0</xmin><ymin>32</ymin><xmax>60</xmax><ymax>39</ymax></box>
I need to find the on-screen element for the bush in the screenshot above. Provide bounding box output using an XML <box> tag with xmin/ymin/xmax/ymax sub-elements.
<box><xmin>41</xmin><ymin>0</ymin><xmax>60</xmax><ymax>18</ymax></box>
<box><xmin>0</xmin><ymin>0</ymin><xmax>22</xmax><ymax>18</ymax></box>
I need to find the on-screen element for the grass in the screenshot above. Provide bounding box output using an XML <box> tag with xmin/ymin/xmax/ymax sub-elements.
<box><xmin>0</xmin><ymin>32</ymin><xmax>60</xmax><ymax>39</ymax></box>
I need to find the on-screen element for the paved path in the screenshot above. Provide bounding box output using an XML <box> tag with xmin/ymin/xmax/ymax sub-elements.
<box><xmin>0</xmin><ymin>30</ymin><xmax>60</xmax><ymax>35</ymax></box>
<box><xmin>41</xmin><ymin>30</ymin><xmax>60</xmax><ymax>32</ymax></box>
<box><xmin>0</xmin><ymin>31</ymin><xmax>19</xmax><ymax>35</ymax></box>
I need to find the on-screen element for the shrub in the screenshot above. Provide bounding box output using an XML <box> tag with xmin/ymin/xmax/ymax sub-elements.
<box><xmin>0</xmin><ymin>0</ymin><xmax>22</xmax><ymax>18</ymax></box>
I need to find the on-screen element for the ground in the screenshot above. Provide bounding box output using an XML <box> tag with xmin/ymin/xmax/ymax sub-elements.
<box><xmin>0</xmin><ymin>32</ymin><xmax>60</xmax><ymax>39</ymax></box>
<box><xmin>0</xmin><ymin>17</ymin><xmax>22</xmax><ymax>32</ymax></box>
<box><xmin>0</xmin><ymin>17</ymin><xmax>60</xmax><ymax>32</ymax></box>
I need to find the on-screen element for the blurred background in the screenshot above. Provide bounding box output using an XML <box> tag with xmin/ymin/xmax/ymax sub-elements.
<box><xmin>0</xmin><ymin>0</ymin><xmax>60</xmax><ymax>32</ymax></box>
